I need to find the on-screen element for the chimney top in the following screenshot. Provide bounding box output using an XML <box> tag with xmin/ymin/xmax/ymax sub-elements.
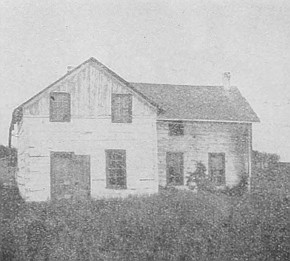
<box><xmin>222</xmin><ymin>72</ymin><xmax>231</xmax><ymax>90</ymax></box>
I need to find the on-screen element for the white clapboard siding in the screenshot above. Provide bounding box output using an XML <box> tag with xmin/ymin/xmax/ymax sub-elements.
<box><xmin>157</xmin><ymin>121</ymin><xmax>251</xmax><ymax>187</ymax></box>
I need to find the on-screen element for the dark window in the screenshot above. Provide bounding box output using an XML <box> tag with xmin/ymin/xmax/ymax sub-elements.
<box><xmin>111</xmin><ymin>94</ymin><xmax>132</xmax><ymax>123</ymax></box>
<box><xmin>166</xmin><ymin>152</ymin><xmax>184</xmax><ymax>185</ymax></box>
<box><xmin>169</xmin><ymin>121</ymin><xmax>184</xmax><ymax>136</ymax></box>
<box><xmin>208</xmin><ymin>153</ymin><xmax>226</xmax><ymax>186</ymax></box>
<box><xmin>50</xmin><ymin>92</ymin><xmax>71</xmax><ymax>122</ymax></box>
<box><xmin>106</xmin><ymin>150</ymin><xmax>126</xmax><ymax>189</ymax></box>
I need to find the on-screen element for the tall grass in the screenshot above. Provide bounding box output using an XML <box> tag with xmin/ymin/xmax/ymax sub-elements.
<box><xmin>1</xmin><ymin>185</ymin><xmax>289</xmax><ymax>260</ymax></box>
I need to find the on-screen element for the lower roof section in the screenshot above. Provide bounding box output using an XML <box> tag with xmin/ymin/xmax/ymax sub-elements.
<box><xmin>131</xmin><ymin>83</ymin><xmax>260</xmax><ymax>123</ymax></box>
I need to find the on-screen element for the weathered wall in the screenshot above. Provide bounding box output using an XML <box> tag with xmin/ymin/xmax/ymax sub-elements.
<box><xmin>157</xmin><ymin>121</ymin><xmax>251</xmax><ymax>187</ymax></box>
<box><xmin>23</xmin><ymin>62</ymin><xmax>154</xmax><ymax>118</ymax></box>
<box><xmin>12</xmin><ymin>62</ymin><xmax>158</xmax><ymax>201</ymax></box>
<box><xmin>11</xmin><ymin>119</ymin><xmax>30</xmax><ymax>198</ymax></box>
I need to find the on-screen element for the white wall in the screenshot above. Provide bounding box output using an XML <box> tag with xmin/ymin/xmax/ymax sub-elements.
<box><xmin>21</xmin><ymin>116</ymin><xmax>158</xmax><ymax>201</ymax></box>
<box><xmin>12</xmin><ymin>61</ymin><xmax>159</xmax><ymax>201</ymax></box>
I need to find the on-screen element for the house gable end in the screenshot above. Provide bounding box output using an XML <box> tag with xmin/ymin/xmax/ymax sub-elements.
<box><xmin>13</xmin><ymin>58</ymin><xmax>158</xmax><ymax>120</ymax></box>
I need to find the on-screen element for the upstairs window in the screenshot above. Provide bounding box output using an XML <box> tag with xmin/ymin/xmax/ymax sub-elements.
<box><xmin>111</xmin><ymin>94</ymin><xmax>132</xmax><ymax>123</ymax></box>
<box><xmin>50</xmin><ymin>92</ymin><xmax>71</xmax><ymax>122</ymax></box>
<box><xmin>106</xmin><ymin>149</ymin><xmax>127</xmax><ymax>189</ymax></box>
<box><xmin>169</xmin><ymin>121</ymin><xmax>184</xmax><ymax>136</ymax></box>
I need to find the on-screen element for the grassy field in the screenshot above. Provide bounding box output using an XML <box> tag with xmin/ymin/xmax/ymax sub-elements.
<box><xmin>1</xmin><ymin>170</ymin><xmax>290</xmax><ymax>260</ymax></box>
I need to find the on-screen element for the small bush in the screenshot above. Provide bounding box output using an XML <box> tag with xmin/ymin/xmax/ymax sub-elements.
<box><xmin>187</xmin><ymin>162</ymin><xmax>207</xmax><ymax>185</ymax></box>
<box><xmin>186</xmin><ymin>161</ymin><xmax>217</xmax><ymax>192</ymax></box>
<box><xmin>222</xmin><ymin>175</ymin><xmax>248</xmax><ymax>197</ymax></box>
<box><xmin>187</xmin><ymin>162</ymin><xmax>226</xmax><ymax>193</ymax></box>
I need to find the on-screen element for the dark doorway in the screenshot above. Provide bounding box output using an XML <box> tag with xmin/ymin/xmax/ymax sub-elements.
<box><xmin>50</xmin><ymin>152</ymin><xmax>90</xmax><ymax>200</ymax></box>
<box><xmin>166</xmin><ymin>152</ymin><xmax>184</xmax><ymax>186</ymax></box>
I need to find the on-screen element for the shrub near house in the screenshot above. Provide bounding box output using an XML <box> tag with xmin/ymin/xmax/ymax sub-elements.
<box><xmin>186</xmin><ymin>161</ymin><xmax>248</xmax><ymax>196</ymax></box>
<box><xmin>0</xmin><ymin>145</ymin><xmax>17</xmax><ymax>186</ymax></box>
<box><xmin>252</xmin><ymin>150</ymin><xmax>290</xmax><ymax>196</ymax></box>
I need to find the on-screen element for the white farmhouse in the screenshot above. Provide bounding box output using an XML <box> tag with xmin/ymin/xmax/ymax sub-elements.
<box><xmin>9</xmin><ymin>57</ymin><xmax>259</xmax><ymax>201</ymax></box>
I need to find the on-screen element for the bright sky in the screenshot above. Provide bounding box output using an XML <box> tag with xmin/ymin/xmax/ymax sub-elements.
<box><xmin>0</xmin><ymin>0</ymin><xmax>290</xmax><ymax>161</ymax></box>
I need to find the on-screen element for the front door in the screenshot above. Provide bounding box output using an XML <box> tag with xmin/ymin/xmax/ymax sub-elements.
<box><xmin>166</xmin><ymin>152</ymin><xmax>184</xmax><ymax>186</ymax></box>
<box><xmin>51</xmin><ymin>152</ymin><xmax>90</xmax><ymax>200</ymax></box>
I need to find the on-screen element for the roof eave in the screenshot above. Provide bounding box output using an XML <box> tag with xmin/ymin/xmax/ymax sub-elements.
<box><xmin>157</xmin><ymin>118</ymin><xmax>260</xmax><ymax>124</ymax></box>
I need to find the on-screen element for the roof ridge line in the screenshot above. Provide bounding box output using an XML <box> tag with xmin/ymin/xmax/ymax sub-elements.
<box><xmin>130</xmin><ymin>82</ymin><xmax>238</xmax><ymax>88</ymax></box>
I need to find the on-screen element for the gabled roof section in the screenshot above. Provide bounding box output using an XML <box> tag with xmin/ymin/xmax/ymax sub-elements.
<box><xmin>16</xmin><ymin>57</ymin><xmax>160</xmax><ymax>111</ymax></box>
<box><xmin>130</xmin><ymin>83</ymin><xmax>260</xmax><ymax>123</ymax></box>
<box><xmin>12</xmin><ymin>57</ymin><xmax>259</xmax><ymax>124</ymax></box>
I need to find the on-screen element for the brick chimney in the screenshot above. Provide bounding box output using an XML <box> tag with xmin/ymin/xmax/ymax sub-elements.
<box><xmin>222</xmin><ymin>72</ymin><xmax>231</xmax><ymax>90</ymax></box>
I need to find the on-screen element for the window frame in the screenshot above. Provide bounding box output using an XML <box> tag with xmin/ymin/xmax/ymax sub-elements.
<box><xmin>105</xmin><ymin>149</ymin><xmax>127</xmax><ymax>189</ymax></box>
<box><xmin>208</xmin><ymin>153</ymin><xmax>226</xmax><ymax>186</ymax></box>
<box><xmin>168</xmin><ymin>121</ymin><xmax>184</xmax><ymax>136</ymax></box>
<box><xmin>49</xmin><ymin>92</ymin><xmax>71</xmax><ymax>122</ymax></box>
<box><xmin>111</xmin><ymin>94</ymin><xmax>132</xmax><ymax>123</ymax></box>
